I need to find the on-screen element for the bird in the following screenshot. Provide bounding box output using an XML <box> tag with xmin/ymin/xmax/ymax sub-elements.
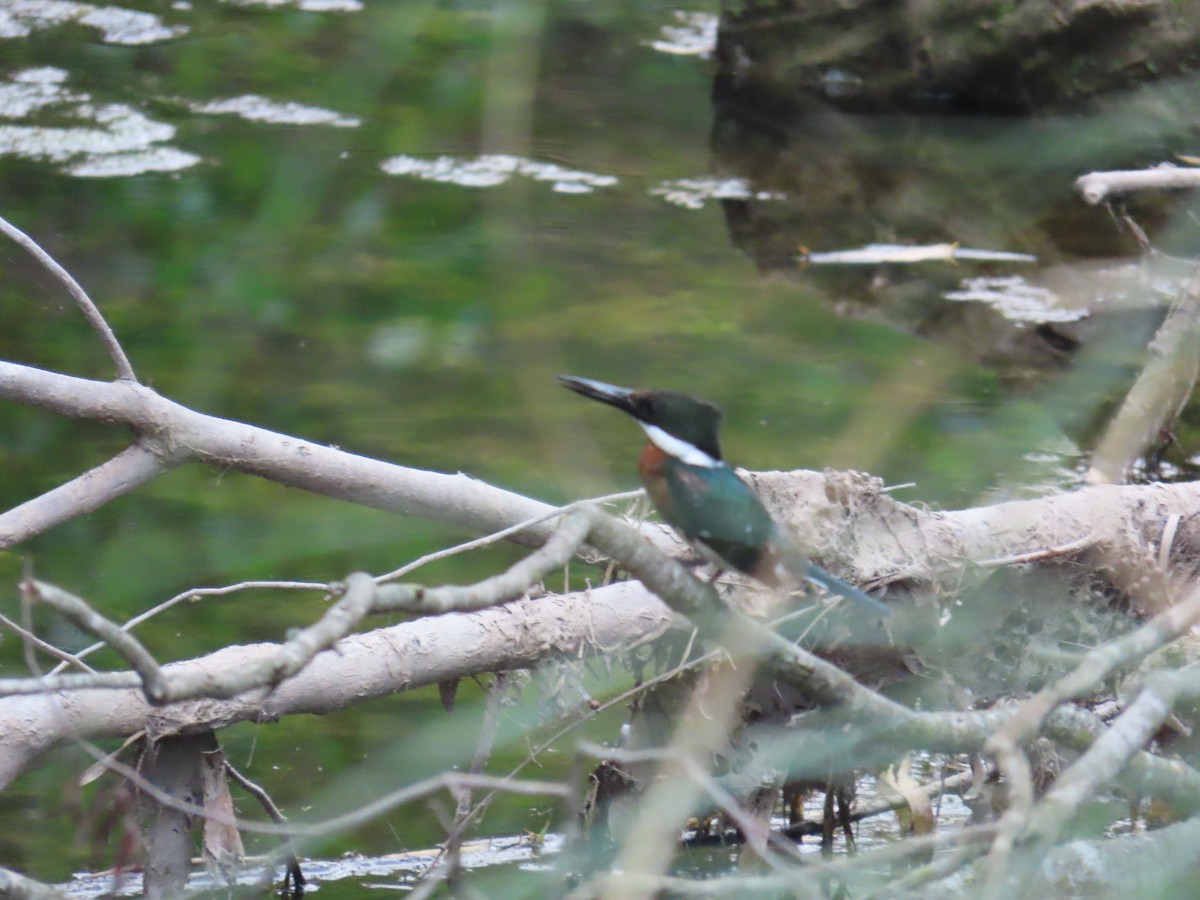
<box><xmin>557</xmin><ymin>375</ymin><xmax>890</xmax><ymax>618</ymax></box>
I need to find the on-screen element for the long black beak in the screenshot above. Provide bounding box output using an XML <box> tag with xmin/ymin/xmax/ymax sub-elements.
<box><xmin>556</xmin><ymin>375</ymin><xmax>640</xmax><ymax>417</ymax></box>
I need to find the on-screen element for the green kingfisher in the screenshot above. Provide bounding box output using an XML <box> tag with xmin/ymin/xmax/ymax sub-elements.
<box><xmin>557</xmin><ymin>375</ymin><xmax>890</xmax><ymax>618</ymax></box>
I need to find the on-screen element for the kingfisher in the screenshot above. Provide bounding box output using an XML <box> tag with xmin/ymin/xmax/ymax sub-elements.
<box><xmin>557</xmin><ymin>375</ymin><xmax>890</xmax><ymax>618</ymax></box>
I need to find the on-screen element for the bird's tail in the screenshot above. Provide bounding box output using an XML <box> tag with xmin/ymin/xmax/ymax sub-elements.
<box><xmin>805</xmin><ymin>564</ymin><xmax>891</xmax><ymax>618</ymax></box>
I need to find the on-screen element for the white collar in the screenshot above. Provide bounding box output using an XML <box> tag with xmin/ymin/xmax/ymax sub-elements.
<box><xmin>639</xmin><ymin>422</ymin><xmax>721</xmax><ymax>468</ymax></box>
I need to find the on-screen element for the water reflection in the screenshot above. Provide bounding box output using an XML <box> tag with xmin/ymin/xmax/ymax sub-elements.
<box><xmin>0</xmin><ymin>66</ymin><xmax>200</xmax><ymax>176</ymax></box>
<box><xmin>645</xmin><ymin>10</ymin><xmax>716</xmax><ymax>58</ymax></box>
<box><xmin>189</xmin><ymin>95</ymin><xmax>361</xmax><ymax>128</ymax></box>
<box><xmin>381</xmin><ymin>153</ymin><xmax>618</xmax><ymax>194</ymax></box>
<box><xmin>0</xmin><ymin>0</ymin><xmax>186</xmax><ymax>44</ymax></box>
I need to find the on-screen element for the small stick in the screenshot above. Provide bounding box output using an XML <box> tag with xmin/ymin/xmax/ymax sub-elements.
<box><xmin>0</xmin><ymin>213</ymin><xmax>137</xmax><ymax>382</ymax></box>
<box><xmin>1075</xmin><ymin>166</ymin><xmax>1200</xmax><ymax>205</ymax></box>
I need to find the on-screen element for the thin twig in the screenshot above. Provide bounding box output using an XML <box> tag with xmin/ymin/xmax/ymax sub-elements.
<box><xmin>982</xmin><ymin>742</ymin><xmax>1034</xmax><ymax>898</ymax></box>
<box><xmin>577</xmin><ymin>741</ymin><xmax>799</xmax><ymax>872</ymax></box>
<box><xmin>23</xmin><ymin>579</ymin><xmax>167</xmax><ymax>703</ymax></box>
<box><xmin>0</xmin><ymin>610</ymin><xmax>95</xmax><ymax>673</ymax></box>
<box><xmin>373</xmin><ymin>510</ymin><xmax>595</xmax><ymax>614</ymax></box>
<box><xmin>48</xmin><ymin>579</ymin><xmax>329</xmax><ymax>677</ymax></box>
<box><xmin>975</xmin><ymin>532</ymin><xmax>1096</xmax><ymax>568</ymax></box>
<box><xmin>18</xmin><ymin>572</ymin><xmax>42</xmax><ymax>678</ymax></box>
<box><xmin>0</xmin><ymin>213</ymin><xmax>136</xmax><ymax>382</ymax></box>
<box><xmin>851</xmin><ymin>765</ymin><xmax>978</xmax><ymax>823</ymax></box>
<box><xmin>1026</xmin><ymin>673</ymin><xmax>1180</xmax><ymax>845</ymax></box>
<box><xmin>0</xmin><ymin>671</ymin><xmax>142</xmax><ymax>695</ymax></box>
<box><xmin>376</xmin><ymin>489</ymin><xmax>645</xmax><ymax>583</ymax></box>
<box><xmin>679</xmin><ymin>758</ymin><xmax>799</xmax><ymax>869</ymax></box>
<box><xmin>986</xmin><ymin>581</ymin><xmax>1200</xmax><ymax>754</ymax></box>
<box><xmin>82</xmin><ymin>736</ymin><xmax>569</xmax><ymax>839</ymax></box>
<box><xmin>873</xmin><ymin>839</ymin><xmax>990</xmax><ymax>898</ymax></box>
<box><xmin>420</xmin><ymin>672</ymin><xmax>514</xmax><ymax>886</ymax></box>
<box><xmin>224</xmin><ymin>761</ymin><xmax>305</xmax><ymax>891</ymax></box>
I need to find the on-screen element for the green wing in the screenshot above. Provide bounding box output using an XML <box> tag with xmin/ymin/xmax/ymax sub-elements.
<box><xmin>661</xmin><ymin>459</ymin><xmax>776</xmax><ymax>574</ymax></box>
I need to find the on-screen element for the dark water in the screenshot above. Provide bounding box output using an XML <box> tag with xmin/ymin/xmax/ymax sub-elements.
<box><xmin>0</xmin><ymin>1</ymin><xmax>1197</xmax><ymax>894</ymax></box>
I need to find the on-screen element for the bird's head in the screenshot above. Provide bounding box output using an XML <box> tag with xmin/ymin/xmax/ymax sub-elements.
<box><xmin>557</xmin><ymin>375</ymin><xmax>724</xmax><ymax>467</ymax></box>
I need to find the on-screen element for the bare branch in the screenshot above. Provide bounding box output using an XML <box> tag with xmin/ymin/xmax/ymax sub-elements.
<box><xmin>258</xmin><ymin>572</ymin><xmax>376</xmax><ymax>691</ymax></box>
<box><xmin>0</xmin><ymin>671</ymin><xmax>142</xmax><ymax>696</ymax></box>
<box><xmin>605</xmin><ymin>654</ymin><xmax>761</xmax><ymax>897</ymax></box>
<box><xmin>374</xmin><ymin>509</ymin><xmax>594</xmax><ymax>614</ymax></box>
<box><xmin>0</xmin><ymin>579</ymin><xmax>675</xmax><ymax>788</ymax></box>
<box><xmin>576</xmin><ymin>742</ymin><xmax>801</xmax><ymax>873</ymax></box>
<box><xmin>1034</xmin><ymin>812</ymin><xmax>1200</xmax><ymax>895</ymax></box>
<box><xmin>0</xmin><ymin>360</ymin><xmax>569</xmax><ymax>547</ymax></box>
<box><xmin>19</xmin><ymin>511</ymin><xmax>666</xmax><ymax>705</ymax></box>
<box><xmin>1027</xmin><ymin>674</ymin><xmax>1178</xmax><ymax>845</ymax></box>
<box><xmin>24</xmin><ymin>579</ymin><xmax>167</xmax><ymax>702</ymax></box>
<box><xmin>986</xmin><ymin>581</ymin><xmax>1200</xmax><ymax>753</ymax></box>
<box><xmin>0</xmin><ymin>213</ymin><xmax>136</xmax><ymax>382</ymax></box>
<box><xmin>90</xmin><ymin>735</ymin><xmax>568</xmax><ymax>840</ymax></box>
<box><xmin>7</xmin><ymin>357</ymin><xmax>1200</xmax><ymax>601</ymax></box>
<box><xmin>1045</xmin><ymin>702</ymin><xmax>1200</xmax><ymax>813</ymax></box>
<box><xmin>0</xmin><ymin>610</ymin><xmax>96</xmax><ymax>672</ymax></box>
<box><xmin>746</xmin><ymin>468</ymin><xmax>1200</xmax><ymax>590</ymax></box>
<box><xmin>0</xmin><ymin>442</ymin><xmax>170</xmax><ymax>549</ymax></box>
<box><xmin>1087</xmin><ymin>266</ymin><xmax>1200</xmax><ymax>484</ymax></box>
<box><xmin>979</xmin><ymin>583</ymin><xmax>1200</xmax><ymax>889</ymax></box>
<box><xmin>0</xmin><ymin>864</ymin><xmax>70</xmax><ymax>900</ymax></box>
<box><xmin>1075</xmin><ymin>165</ymin><xmax>1200</xmax><ymax>205</ymax></box>
<box><xmin>376</xmin><ymin>488</ymin><xmax>646</xmax><ymax>583</ymax></box>
<box><xmin>49</xmin><ymin>579</ymin><xmax>329</xmax><ymax>677</ymax></box>
<box><xmin>223</xmin><ymin>761</ymin><xmax>304</xmax><ymax>891</ymax></box>
<box><xmin>3</xmin><ymin>505</ymin><xmax>669</xmax><ymax>710</ymax></box>
<box><xmin>982</xmin><ymin>741</ymin><xmax>1035</xmax><ymax>898</ymax></box>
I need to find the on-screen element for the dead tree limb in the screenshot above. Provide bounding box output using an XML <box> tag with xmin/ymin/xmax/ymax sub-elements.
<box><xmin>0</xmin><ymin>580</ymin><xmax>674</xmax><ymax>789</ymax></box>
<box><xmin>1075</xmin><ymin>165</ymin><xmax>1200</xmax><ymax>205</ymax></box>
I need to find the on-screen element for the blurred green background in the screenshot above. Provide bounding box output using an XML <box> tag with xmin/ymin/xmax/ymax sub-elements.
<box><xmin>1</xmin><ymin>0</ymin><xmax>1197</xmax><ymax>892</ymax></box>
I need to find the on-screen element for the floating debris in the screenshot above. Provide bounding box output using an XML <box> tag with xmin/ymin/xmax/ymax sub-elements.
<box><xmin>650</xmin><ymin>177</ymin><xmax>782</xmax><ymax>209</ymax></box>
<box><xmin>190</xmin><ymin>94</ymin><xmax>360</xmax><ymax>128</ymax></box>
<box><xmin>945</xmin><ymin>275</ymin><xmax>1088</xmax><ymax>324</ymax></box>
<box><xmin>646</xmin><ymin>10</ymin><xmax>716</xmax><ymax>57</ymax></box>
<box><xmin>802</xmin><ymin>243</ymin><xmax>1037</xmax><ymax>265</ymax></box>
<box><xmin>380</xmin><ymin>154</ymin><xmax>618</xmax><ymax>194</ymax></box>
